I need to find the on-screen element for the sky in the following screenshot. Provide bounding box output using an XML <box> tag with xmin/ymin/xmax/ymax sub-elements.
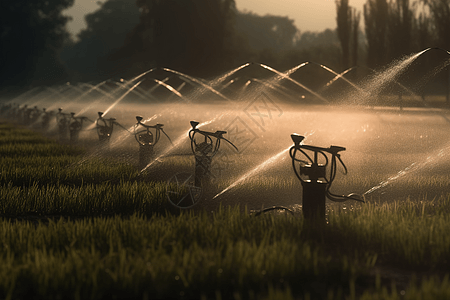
<box><xmin>64</xmin><ymin>0</ymin><xmax>366</xmax><ymax>38</ymax></box>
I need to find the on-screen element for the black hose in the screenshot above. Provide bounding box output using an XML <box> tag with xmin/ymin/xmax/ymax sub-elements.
<box><xmin>253</xmin><ymin>206</ymin><xmax>295</xmax><ymax>216</ymax></box>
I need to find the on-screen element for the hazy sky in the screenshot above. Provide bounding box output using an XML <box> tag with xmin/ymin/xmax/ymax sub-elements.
<box><xmin>64</xmin><ymin>0</ymin><xmax>366</xmax><ymax>37</ymax></box>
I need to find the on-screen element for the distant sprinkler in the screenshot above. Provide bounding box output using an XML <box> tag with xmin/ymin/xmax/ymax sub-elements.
<box><xmin>68</xmin><ymin>112</ymin><xmax>93</xmax><ymax>143</ymax></box>
<box><xmin>96</xmin><ymin>111</ymin><xmax>130</xmax><ymax>148</ymax></box>
<box><xmin>28</xmin><ymin>106</ymin><xmax>41</xmax><ymax>125</ymax></box>
<box><xmin>289</xmin><ymin>133</ymin><xmax>364</xmax><ymax>224</ymax></box>
<box><xmin>134</xmin><ymin>115</ymin><xmax>172</xmax><ymax>170</ymax></box>
<box><xmin>56</xmin><ymin>108</ymin><xmax>71</xmax><ymax>141</ymax></box>
<box><xmin>41</xmin><ymin>108</ymin><xmax>54</xmax><ymax>130</ymax></box>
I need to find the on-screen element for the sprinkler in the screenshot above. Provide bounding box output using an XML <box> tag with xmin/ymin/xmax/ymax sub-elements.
<box><xmin>18</xmin><ymin>104</ymin><xmax>28</xmax><ymax>123</ymax></box>
<box><xmin>289</xmin><ymin>133</ymin><xmax>364</xmax><ymax>223</ymax></box>
<box><xmin>56</xmin><ymin>108</ymin><xmax>71</xmax><ymax>141</ymax></box>
<box><xmin>28</xmin><ymin>106</ymin><xmax>41</xmax><ymax>125</ymax></box>
<box><xmin>41</xmin><ymin>108</ymin><xmax>53</xmax><ymax>130</ymax></box>
<box><xmin>189</xmin><ymin>120</ymin><xmax>238</xmax><ymax>187</ymax></box>
<box><xmin>68</xmin><ymin>112</ymin><xmax>92</xmax><ymax>142</ymax></box>
<box><xmin>22</xmin><ymin>106</ymin><xmax>38</xmax><ymax>125</ymax></box>
<box><xmin>134</xmin><ymin>116</ymin><xmax>172</xmax><ymax>170</ymax></box>
<box><xmin>96</xmin><ymin>111</ymin><xmax>130</xmax><ymax>146</ymax></box>
<box><xmin>0</xmin><ymin>103</ymin><xmax>12</xmax><ymax>116</ymax></box>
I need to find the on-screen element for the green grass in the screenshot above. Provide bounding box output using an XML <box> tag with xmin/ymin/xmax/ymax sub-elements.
<box><xmin>1</xmin><ymin>120</ymin><xmax>450</xmax><ymax>299</ymax></box>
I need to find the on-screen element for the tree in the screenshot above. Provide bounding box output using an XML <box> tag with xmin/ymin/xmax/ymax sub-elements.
<box><xmin>387</xmin><ymin>0</ymin><xmax>414</xmax><ymax>60</ymax></box>
<box><xmin>351</xmin><ymin>8</ymin><xmax>361</xmax><ymax>67</ymax></box>
<box><xmin>364</xmin><ymin>0</ymin><xmax>389</xmax><ymax>69</ymax></box>
<box><xmin>336</xmin><ymin>0</ymin><xmax>352</xmax><ymax>70</ymax></box>
<box><xmin>118</xmin><ymin>0</ymin><xmax>237</xmax><ymax>78</ymax></box>
<box><xmin>421</xmin><ymin>0</ymin><xmax>450</xmax><ymax>50</ymax></box>
<box><xmin>0</xmin><ymin>0</ymin><xmax>74</xmax><ymax>88</ymax></box>
<box><xmin>61</xmin><ymin>0</ymin><xmax>140</xmax><ymax>81</ymax></box>
<box><xmin>235</xmin><ymin>12</ymin><xmax>298</xmax><ymax>53</ymax></box>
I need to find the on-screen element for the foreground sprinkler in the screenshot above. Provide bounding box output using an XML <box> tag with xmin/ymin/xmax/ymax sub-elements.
<box><xmin>134</xmin><ymin>116</ymin><xmax>172</xmax><ymax>169</ymax></box>
<box><xmin>189</xmin><ymin>121</ymin><xmax>238</xmax><ymax>187</ymax></box>
<box><xmin>96</xmin><ymin>112</ymin><xmax>129</xmax><ymax>146</ymax></box>
<box><xmin>289</xmin><ymin>133</ymin><xmax>364</xmax><ymax>223</ymax></box>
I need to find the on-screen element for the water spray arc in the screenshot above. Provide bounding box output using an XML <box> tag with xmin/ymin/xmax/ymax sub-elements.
<box><xmin>258</xmin><ymin>63</ymin><xmax>329</xmax><ymax>103</ymax></box>
<box><xmin>162</xmin><ymin>68</ymin><xmax>232</xmax><ymax>102</ymax></box>
<box><xmin>152</xmin><ymin>79</ymin><xmax>189</xmax><ymax>102</ymax></box>
<box><xmin>134</xmin><ymin>116</ymin><xmax>172</xmax><ymax>170</ymax></box>
<box><xmin>289</xmin><ymin>134</ymin><xmax>364</xmax><ymax>222</ymax></box>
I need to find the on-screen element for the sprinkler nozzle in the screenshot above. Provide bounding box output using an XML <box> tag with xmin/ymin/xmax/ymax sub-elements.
<box><xmin>346</xmin><ymin>193</ymin><xmax>365</xmax><ymax>203</ymax></box>
<box><xmin>98</xmin><ymin>112</ymin><xmax>104</xmax><ymax>118</ymax></box>
<box><xmin>329</xmin><ymin>145</ymin><xmax>346</xmax><ymax>154</ymax></box>
<box><xmin>136</xmin><ymin>116</ymin><xmax>143</xmax><ymax>123</ymax></box>
<box><xmin>291</xmin><ymin>134</ymin><xmax>305</xmax><ymax>146</ymax></box>
<box><xmin>190</xmin><ymin>121</ymin><xmax>199</xmax><ymax>129</ymax></box>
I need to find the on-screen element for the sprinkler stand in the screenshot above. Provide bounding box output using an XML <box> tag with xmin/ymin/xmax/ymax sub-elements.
<box><xmin>134</xmin><ymin>116</ymin><xmax>172</xmax><ymax>170</ymax></box>
<box><xmin>189</xmin><ymin>121</ymin><xmax>238</xmax><ymax>188</ymax></box>
<box><xmin>289</xmin><ymin>133</ymin><xmax>364</xmax><ymax>223</ymax></box>
<box><xmin>56</xmin><ymin>108</ymin><xmax>69</xmax><ymax>141</ymax></box>
<box><xmin>69</xmin><ymin>113</ymin><xmax>82</xmax><ymax>142</ymax></box>
<box><xmin>96</xmin><ymin>112</ymin><xmax>115</xmax><ymax>147</ymax></box>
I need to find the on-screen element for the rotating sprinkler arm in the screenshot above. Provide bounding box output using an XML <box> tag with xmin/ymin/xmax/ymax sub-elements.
<box><xmin>159</xmin><ymin>127</ymin><xmax>173</xmax><ymax>145</ymax></box>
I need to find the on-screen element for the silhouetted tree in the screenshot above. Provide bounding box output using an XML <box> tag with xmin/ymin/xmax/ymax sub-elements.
<box><xmin>0</xmin><ymin>0</ymin><xmax>74</xmax><ymax>89</ymax></box>
<box><xmin>336</xmin><ymin>0</ymin><xmax>352</xmax><ymax>70</ymax></box>
<box><xmin>293</xmin><ymin>29</ymin><xmax>342</xmax><ymax>71</ymax></box>
<box><xmin>118</xmin><ymin>0</ymin><xmax>237</xmax><ymax>78</ymax></box>
<box><xmin>235</xmin><ymin>12</ymin><xmax>298</xmax><ymax>53</ymax></box>
<box><xmin>387</xmin><ymin>0</ymin><xmax>414</xmax><ymax>60</ymax></box>
<box><xmin>61</xmin><ymin>0</ymin><xmax>140</xmax><ymax>81</ymax></box>
<box><xmin>421</xmin><ymin>0</ymin><xmax>450</xmax><ymax>50</ymax></box>
<box><xmin>351</xmin><ymin>9</ymin><xmax>361</xmax><ymax>67</ymax></box>
<box><xmin>364</xmin><ymin>0</ymin><xmax>389</xmax><ymax>69</ymax></box>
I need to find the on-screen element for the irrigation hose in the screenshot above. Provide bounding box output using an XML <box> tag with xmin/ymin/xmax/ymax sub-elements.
<box><xmin>252</xmin><ymin>206</ymin><xmax>295</xmax><ymax>216</ymax></box>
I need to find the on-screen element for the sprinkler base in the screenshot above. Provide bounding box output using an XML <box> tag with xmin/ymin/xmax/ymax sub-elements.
<box><xmin>302</xmin><ymin>181</ymin><xmax>326</xmax><ymax>223</ymax></box>
<box><xmin>139</xmin><ymin>144</ymin><xmax>154</xmax><ymax>170</ymax></box>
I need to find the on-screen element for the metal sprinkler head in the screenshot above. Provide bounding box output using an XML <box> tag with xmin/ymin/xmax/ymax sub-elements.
<box><xmin>136</xmin><ymin>116</ymin><xmax>143</xmax><ymax>123</ymax></box>
<box><xmin>98</xmin><ymin>112</ymin><xmax>104</xmax><ymax>118</ymax></box>
<box><xmin>290</xmin><ymin>134</ymin><xmax>305</xmax><ymax>146</ymax></box>
<box><xmin>190</xmin><ymin>121</ymin><xmax>199</xmax><ymax>129</ymax></box>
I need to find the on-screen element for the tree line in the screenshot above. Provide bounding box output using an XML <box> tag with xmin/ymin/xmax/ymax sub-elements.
<box><xmin>1</xmin><ymin>0</ymin><xmax>450</xmax><ymax>91</ymax></box>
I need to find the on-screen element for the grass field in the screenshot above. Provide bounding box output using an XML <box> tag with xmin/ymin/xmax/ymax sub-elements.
<box><xmin>1</xmin><ymin>119</ymin><xmax>450</xmax><ymax>299</ymax></box>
